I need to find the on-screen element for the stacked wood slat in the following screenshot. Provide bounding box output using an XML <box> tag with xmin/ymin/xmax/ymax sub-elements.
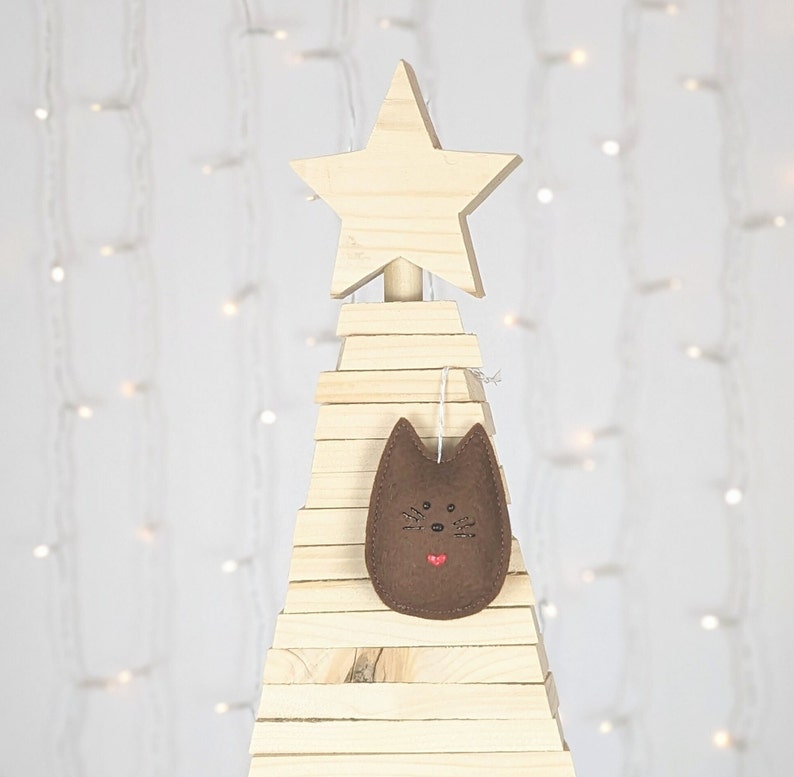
<box><xmin>249</xmin><ymin>301</ymin><xmax>576</xmax><ymax>776</ymax></box>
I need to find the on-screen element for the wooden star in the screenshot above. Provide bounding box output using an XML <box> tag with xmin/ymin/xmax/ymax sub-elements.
<box><xmin>291</xmin><ymin>60</ymin><xmax>522</xmax><ymax>299</ymax></box>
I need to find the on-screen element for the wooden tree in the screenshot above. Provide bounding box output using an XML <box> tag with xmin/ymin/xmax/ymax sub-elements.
<box><xmin>248</xmin><ymin>61</ymin><xmax>577</xmax><ymax>777</ymax></box>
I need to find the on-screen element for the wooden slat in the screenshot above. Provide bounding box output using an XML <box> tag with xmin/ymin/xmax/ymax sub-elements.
<box><xmin>314</xmin><ymin>401</ymin><xmax>494</xmax><ymax>440</ymax></box>
<box><xmin>304</xmin><ymin>464</ymin><xmax>510</xmax><ymax>508</ymax></box>
<box><xmin>288</xmin><ymin>539</ymin><xmax>525</xmax><ymax>581</ymax></box>
<box><xmin>283</xmin><ymin>573</ymin><xmax>534</xmax><ymax>613</ymax></box>
<box><xmin>311</xmin><ymin>436</ymin><xmax>468</xmax><ymax>473</ymax></box>
<box><xmin>262</xmin><ymin>645</ymin><xmax>549</xmax><ymax>684</ymax></box>
<box><xmin>271</xmin><ymin>607</ymin><xmax>538</xmax><ymax>648</ymax></box>
<box><xmin>250</xmin><ymin>717</ymin><xmax>563</xmax><ymax>754</ymax></box>
<box><xmin>337</xmin><ymin>334</ymin><xmax>482</xmax><ymax>371</ymax></box>
<box><xmin>249</xmin><ymin>751</ymin><xmax>576</xmax><ymax>777</ymax></box>
<box><xmin>336</xmin><ymin>301</ymin><xmax>464</xmax><ymax>336</ymax></box>
<box><xmin>262</xmin><ymin>645</ymin><xmax>549</xmax><ymax>685</ymax></box>
<box><xmin>291</xmin><ymin>508</ymin><xmax>368</xmax><ymax>545</ymax></box>
<box><xmin>257</xmin><ymin>680</ymin><xmax>557</xmax><ymax>720</ymax></box>
<box><xmin>315</xmin><ymin>368</ymin><xmax>485</xmax><ymax>404</ymax></box>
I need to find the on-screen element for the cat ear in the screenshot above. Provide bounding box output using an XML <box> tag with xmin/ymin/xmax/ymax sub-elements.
<box><xmin>378</xmin><ymin>417</ymin><xmax>428</xmax><ymax>472</ymax></box>
<box><xmin>451</xmin><ymin>423</ymin><xmax>496</xmax><ymax>467</ymax></box>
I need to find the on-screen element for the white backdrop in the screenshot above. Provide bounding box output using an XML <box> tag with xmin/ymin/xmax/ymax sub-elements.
<box><xmin>2</xmin><ymin>1</ymin><xmax>793</xmax><ymax>776</ymax></box>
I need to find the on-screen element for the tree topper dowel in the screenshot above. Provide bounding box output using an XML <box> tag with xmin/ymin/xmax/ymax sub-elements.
<box><xmin>290</xmin><ymin>60</ymin><xmax>522</xmax><ymax>301</ymax></box>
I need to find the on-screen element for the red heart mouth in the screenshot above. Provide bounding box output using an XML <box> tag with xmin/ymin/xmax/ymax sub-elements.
<box><xmin>427</xmin><ymin>553</ymin><xmax>447</xmax><ymax>567</ymax></box>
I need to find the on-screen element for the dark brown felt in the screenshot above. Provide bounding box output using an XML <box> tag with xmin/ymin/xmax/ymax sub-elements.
<box><xmin>365</xmin><ymin>418</ymin><xmax>512</xmax><ymax>620</ymax></box>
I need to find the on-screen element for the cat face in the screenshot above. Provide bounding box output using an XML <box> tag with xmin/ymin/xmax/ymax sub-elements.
<box><xmin>365</xmin><ymin>418</ymin><xmax>511</xmax><ymax>620</ymax></box>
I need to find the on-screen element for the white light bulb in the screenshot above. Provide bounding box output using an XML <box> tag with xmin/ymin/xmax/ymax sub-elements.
<box><xmin>201</xmin><ymin>163</ymin><xmax>214</xmax><ymax>175</ymax></box>
<box><xmin>33</xmin><ymin>544</ymin><xmax>52</xmax><ymax>559</ymax></box>
<box><xmin>259</xmin><ymin>409</ymin><xmax>277</xmax><ymax>425</ymax></box>
<box><xmin>724</xmin><ymin>487</ymin><xmax>743</xmax><ymax>506</ymax></box>
<box><xmin>599</xmin><ymin>719</ymin><xmax>614</xmax><ymax>734</ymax></box>
<box><xmin>685</xmin><ymin>345</ymin><xmax>703</xmax><ymax>360</ymax></box>
<box><xmin>574</xmin><ymin>429</ymin><xmax>595</xmax><ymax>448</ymax></box>
<box><xmin>214</xmin><ymin>702</ymin><xmax>231</xmax><ymax>715</ymax></box>
<box><xmin>700</xmin><ymin>614</ymin><xmax>721</xmax><ymax>631</ymax></box>
<box><xmin>116</xmin><ymin>669</ymin><xmax>133</xmax><ymax>685</ymax></box>
<box><xmin>34</xmin><ymin>107</ymin><xmax>49</xmax><ymax>120</ymax></box>
<box><xmin>273</xmin><ymin>29</ymin><xmax>288</xmax><ymax>40</ymax></box>
<box><xmin>773</xmin><ymin>215</ymin><xmax>787</xmax><ymax>228</ymax></box>
<box><xmin>50</xmin><ymin>264</ymin><xmax>65</xmax><ymax>283</ymax></box>
<box><xmin>601</xmin><ymin>139</ymin><xmax>621</xmax><ymax>156</ymax></box>
<box><xmin>536</xmin><ymin>187</ymin><xmax>554</xmax><ymax>204</ymax></box>
<box><xmin>581</xmin><ymin>568</ymin><xmax>596</xmax><ymax>584</ymax></box>
<box><xmin>581</xmin><ymin>457</ymin><xmax>596</xmax><ymax>472</ymax></box>
<box><xmin>76</xmin><ymin>405</ymin><xmax>94</xmax><ymax>419</ymax></box>
<box><xmin>541</xmin><ymin>601</ymin><xmax>558</xmax><ymax>619</ymax></box>
<box><xmin>222</xmin><ymin>301</ymin><xmax>239</xmax><ymax>317</ymax></box>
<box><xmin>569</xmin><ymin>49</ymin><xmax>588</xmax><ymax>66</ymax></box>
<box><xmin>221</xmin><ymin>559</ymin><xmax>239</xmax><ymax>574</ymax></box>
<box><xmin>713</xmin><ymin>729</ymin><xmax>732</xmax><ymax>749</ymax></box>
<box><xmin>138</xmin><ymin>524</ymin><xmax>157</xmax><ymax>543</ymax></box>
<box><xmin>120</xmin><ymin>381</ymin><xmax>138</xmax><ymax>398</ymax></box>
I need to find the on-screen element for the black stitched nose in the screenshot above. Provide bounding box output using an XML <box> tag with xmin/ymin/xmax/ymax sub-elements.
<box><xmin>431</xmin><ymin>523</ymin><xmax>444</xmax><ymax>532</ymax></box>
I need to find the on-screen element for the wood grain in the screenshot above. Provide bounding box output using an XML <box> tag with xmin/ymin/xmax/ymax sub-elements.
<box><xmin>337</xmin><ymin>334</ymin><xmax>482</xmax><ymax>371</ymax></box>
<box><xmin>271</xmin><ymin>607</ymin><xmax>538</xmax><ymax>648</ymax></box>
<box><xmin>315</xmin><ymin>368</ymin><xmax>485</xmax><ymax>404</ymax></box>
<box><xmin>314</xmin><ymin>400</ymin><xmax>493</xmax><ymax>440</ymax></box>
<box><xmin>262</xmin><ymin>645</ymin><xmax>550</xmax><ymax>685</ymax></box>
<box><xmin>257</xmin><ymin>679</ymin><xmax>558</xmax><ymax>720</ymax></box>
<box><xmin>250</xmin><ymin>717</ymin><xmax>563</xmax><ymax>754</ymax></box>
<box><xmin>249</xmin><ymin>751</ymin><xmax>575</xmax><ymax>777</ymax></box>
<box><xmin>337</xmin><ymin>301</ymin><xmax>464</xmax><ymax>335</ymax></box>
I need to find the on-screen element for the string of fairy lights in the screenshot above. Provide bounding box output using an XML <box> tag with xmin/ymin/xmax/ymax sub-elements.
<box><xmin>678</xmin><ymin>0</ymin><xmax>779</xmax><ymax>770</ymax></box>
<box><xmin>579</xmin><ymin>3</ymin><xmax>683</xmax><ymax>774</ymax></box>
<box><xmin>205</xmin><ymin>0</ymin><xmax>287</xmax><ymax>721</ymax></box>
<box><xmin>514</xmin><ymin>0</ymin><xmax>590</xmax><ymax>646</ymax></box>
<box><xmin>34</xmin><ymin>0</ymin><xmax>171</xmax><ymax>774</ymax></box>
<box><xmin>509</xmin><ymin>1</ymin><xmax>781</xmax><ymax>774</ymax></box>
<box><xmin>209</xmin><ymin>0</ymin><xmax>366</xmax><ymax>720</ymax></box>
<box><xmin>36</xmin><ymin>1</ymin><xmax>87</xmax><ymax>772</ymax></box>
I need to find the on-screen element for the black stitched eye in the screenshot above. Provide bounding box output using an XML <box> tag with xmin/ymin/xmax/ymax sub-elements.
<box><xmin>423</xmin><ymin>501</ymin><xmax>431</xmax><ymax>510</ymax></box>
<box><xmin>447</xmin><ymin>503</ymin><xmax>455</xmax><ymax>512</ymax></box>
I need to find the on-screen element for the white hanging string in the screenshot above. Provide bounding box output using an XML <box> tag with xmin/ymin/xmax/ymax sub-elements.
<box><xmin>436</xmin><ymin>367</ymin><xmax>501</xmax><ymax>463</ymax></box>
<box><xmin>436</xmin><ymin>366</ymin><xmax>451</xmax><ymax>463</ymax></box>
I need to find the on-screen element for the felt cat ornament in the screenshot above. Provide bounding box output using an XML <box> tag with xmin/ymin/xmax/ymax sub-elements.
<box><xmin>366</xmin><ymin>418</ymin><xmax>511</xmax><ymax>620</ymax></box>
